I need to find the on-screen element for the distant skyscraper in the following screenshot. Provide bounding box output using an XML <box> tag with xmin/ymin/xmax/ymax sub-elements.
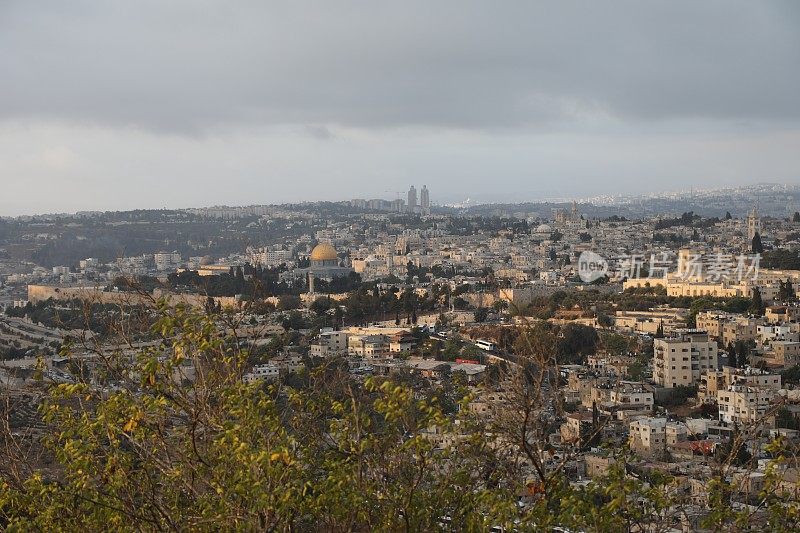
<box><xmin>420</xmin><ymin>185</ymin><xmax>430</xmax><ymax>210</ymax></box>
<box><xmin>407</xmin><ymin>185</ymin><xmax>417</xmax><ymax>211</ymax></box>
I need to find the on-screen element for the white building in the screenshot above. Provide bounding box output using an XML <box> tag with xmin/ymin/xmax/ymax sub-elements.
<box><xmin>629</xmin><ymin>417</ymin><xmax>667</xmax><ymax>457</ymax></box>
<box><xmin>718</xmin><ymin>384</ymin><xmax>778</xmax><ymax>426</ymax></box>
<box><xmin>608</xmin><ymin>382</ymin><xmax>654</xmax><ymax>410</ymax></box>
<box><xmin>154</xmin><ymin>251</ymin><xmax>182</xmax><ymax>271</ymax></box>
<box><xmin>654</xmin><ymin>330</ymin><xmax>718</xmax><ymax>388</ymax></box>
<box><xmin>310</xmin><ymin>330</ymin><xmax>349</xmax><ymax>357</ymax></box>
<box><xmin>243</xmin><ymin>363</ymin><xmax>279</xmax><ymax>383</ymax></box>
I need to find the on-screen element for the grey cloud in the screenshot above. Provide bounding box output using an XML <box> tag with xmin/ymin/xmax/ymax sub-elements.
<box><xmin>1</xmin><ymin>1</ymin><xmax>799</xmax><ymax>134</ymax></box>
<box><xmin>305</xmin><ymin>125</ymin><xmax>335</xmax><ymax>140</ymax></box>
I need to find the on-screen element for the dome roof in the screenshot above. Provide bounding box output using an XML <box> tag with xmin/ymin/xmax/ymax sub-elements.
<box><xmin>536</xmin><ymin>224</ymin><xmax>552</xmax><ymax>233</ymax></box>
<box><xmin>310</xmin><ymin>243</ymin><xmax>337</xmax><ymax>261</ymax></box>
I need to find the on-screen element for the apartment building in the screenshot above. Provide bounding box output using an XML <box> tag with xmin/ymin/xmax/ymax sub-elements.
<box><xmin>721</xmin><ymin>317</ymin><xmax>760</xmax><ymax>346</ymax></box>
<box><xmin>348</xmin><ymin>334</ymin><xmax>390</xmax><ymax>358</ymax></box>
<box><xmin>654</xmin><ymin>331</ymin><xmax>719</xmax><ymax>388</ymax></box>
<box><xmin>310</xmin><ymin>330</ymin><xmax>349</xmax><ymax>357</ymax></box>
<box><xmin>696</xmin><ymin>311</ymin><xmax>761</xmax><ymax>345</ymax></box>
<box><xmin>700</xmin><ymin>366</ymin><xmax>781</xmax><ymax>403</ymax></box>
<box><xmin>765</xmin><ymin>304</ymin><xmax>800</xmax><ymax>323</ymax></box>
<box><xmin>154</xmin><ymin>251</ymin><xmax>182</xmax><ymax>271</ymax></box>
<box><xmin>243</xmin><ymin>363</ymin><xmax>280</xmax><ymax>383</ymax></box>
<box><xmin>389</xmin><ymin>331</ymin><xmax>415</xmax><ymax>353</ymax></box>
<box><xmin>607</xmin><ymin>382</ymin><xmax>655</xmax><ymax>411</ymax></box>
<box><xmin>629</xmin><ymin>417</ymin><xmax>667</xmax><ymax>458</ymax></box>
<box><xmin>771</xmin><ymin>341</ymin><xmax>800</xmax><ymax>366</ymax></box>
<box><xmin>718</xmin><ymin>385</ymin><xmax>779</xmax><ymax>426</ymax></box>
<box><xmin>758</xmin><ymin>324</ymin><xmax>800</xmax><ymax>344</ymax></box>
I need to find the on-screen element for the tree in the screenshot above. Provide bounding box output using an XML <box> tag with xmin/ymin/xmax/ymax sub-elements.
<box><xmin>752</xmin><ymin>232</ymin><xmax>764</xmax><ymax>254</ymax></box>
<box><xmin>781</xmin><ymin>364</ymin><xmax>800</xmax><ymax>385</ymax></box>
<box><xmin>596</xmin><ymin>313</ymin><xmax>613</xmax><ymax>328</ymax></box>
<box><xmin>0</xmin><ymin>305</ymin><xmax>526</xmax><ymax>530</ymax></box>
<box><xmin>778</xmin><ymin>279</ymin><xmax>796</xmax><ymax>301</ymax></box>
<box><xmin>309</xmin><ymin>297</ymin><xmax>332</xmax><ymax>316</ymax></box>
<box><xmin>473</xmin><ymin>307</ymin><xmax>489</xmax><ymax>323</ymax></box>
<box><xmin>725</xmin><ymin>211</ymin><xmax>732</xmax><ymax>220</ymax></box>
<box><xmin>776</xmin><ymin>407</ymin><xmax>800</xmax><ymax>430</ymax></box>
<box><xmin>793</xmin><ymin>211</ymin><xmax>800</xmax><ymax>223</ymax></box>
<box><xmin>749</xmin><ymin>287</ymin><xmax>765</xmax><ymax>316</ymax></box>
<box><xmin>726</xmin><ymin>342</ymin><xmax>737</xmax><ymax>367</ymax></box>
<box><xmin>277</xmin><ymin>294</ymin><xmax>301</xmax><ymax>311</ymax></box>
<box><xmin>714</xmin><ymin>431</ymin><xmax>752</xmax><ymax>467</ymax></box>
<box><xmin>554</xmin><ymin>323</ymin><xmax>599</xmax><ymax>365</ymax></box>
<box><xmin>735</xmin><ymin>342</ymin><xmax>746</xmax><ymax>369</ymax></box>
<box><xmin>1</xmin><ymin>305</ymin><xmax>798</xmax><ymax>530</ymax></box>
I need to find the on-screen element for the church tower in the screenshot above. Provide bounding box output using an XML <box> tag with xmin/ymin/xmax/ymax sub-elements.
<box><xmin>747</xmin><ymin>207</ymin><xmax>761</xmax><ymax>242</ymax></box>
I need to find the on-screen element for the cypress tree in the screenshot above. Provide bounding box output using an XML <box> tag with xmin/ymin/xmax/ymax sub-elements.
<box><xmin>752</xmin><ymin>232</ymin><xmax>764</xmax><ymax>254</ymax></box>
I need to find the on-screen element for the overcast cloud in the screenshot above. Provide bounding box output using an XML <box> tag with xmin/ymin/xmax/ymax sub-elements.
<box><xmin>2</xmin><ymin>1</ymin><xmax>799</xmax><ymax>215</ymax></box>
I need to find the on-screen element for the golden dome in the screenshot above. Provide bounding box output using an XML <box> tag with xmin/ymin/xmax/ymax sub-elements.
<box><xmin>310</xmin><ymin>243</ymin><xmax>337</xmax><ymax>262</ymax></box>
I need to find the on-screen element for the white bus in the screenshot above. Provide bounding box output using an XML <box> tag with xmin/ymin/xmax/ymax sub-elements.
<box><xmin>474</xmin><ymin>339</ymin><xmax>497</xmax><ymax>351</ymax></box>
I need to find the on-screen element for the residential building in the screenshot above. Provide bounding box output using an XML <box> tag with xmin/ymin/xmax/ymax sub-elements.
<box><xmin>700</xmin><ymin>366</ymin><xmax>782</xmax><ymax>403</ymax></box>
<box><xmin>654</xmin><ymin>330</ymin><xmax>718</xmax><ymax>388</ymax></box>
<box><xmin>243</xmin><ymin>363</ymin><xmax>279</xmax><ymax>383</ymax></box>
<box><xmin>718</xmin><ymin>385</ymin><xmax>778</xmax><ymax>426</ymax></box>
<box><xmin>310</xmin><ymin>330</ymin><xmax>349</xmax><ymax>357</ymax></box>
<box><xmin>629</xmin><ymin>417</ymin><xmax>667</xmax><ymax>458</ymax></box>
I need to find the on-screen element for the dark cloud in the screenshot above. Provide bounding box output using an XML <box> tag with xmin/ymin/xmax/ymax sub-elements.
<box><xmin>2</xmin><ymin>1</ymin><xmax>800</xmax><ymax>217</ymax></box>
<box><xmin>2</xmin><ymin>1</ymin><xmax>799</xmax><ymax>133</ymax></box>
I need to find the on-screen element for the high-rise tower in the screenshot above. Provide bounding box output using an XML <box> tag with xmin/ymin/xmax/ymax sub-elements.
<box><xmin>407</xmin><ymin>186</ymin><xmax>417</xmax><ymax>211</ymax></box>
<box><xmin>420</xmin><ymin>185</ymin><xmax>430</xmax><ymax>211</ymax></box>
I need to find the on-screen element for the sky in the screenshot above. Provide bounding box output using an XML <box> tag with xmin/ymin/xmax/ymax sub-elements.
<box><xmin>2</xmin><ymin>1</ymin><xmax>800</xmax><ymax>216</ymax></box>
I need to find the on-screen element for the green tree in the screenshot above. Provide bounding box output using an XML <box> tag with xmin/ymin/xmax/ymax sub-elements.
<box><xmin>554</xmin><ymin>323</ymin><xmax>599</xmax><ymax>364</ymax></box>
<box><xmin>734</xmin><ymin>340</ymin><xmax>750</xmax><ymax>368</ymax></box>
<box><xmin>749</xmin><ymin>287</ymin><xmax>765</xmax><ymax>316</ymax></box>
<box><xmin>778</xmin><ymin>279</ymin><xmax>796</xmax><ymax>301</ymax></box>
<box><xmin>775</xmin><ymin>407</ymin><xmax>800</xmax><ymax>430</ymax></box>
<box><xmin>714</xmin><ymin>432</ymin><xmax>752</xmax><ymax>467</ymax></box>
<box><xmin>1</xmin><ymin>304</ymin><xmax>798</xmax><ymax>530</ymax></box>
<box><xmin>726</xmin><ymin>342</ymin><xmax>737</xmax><ymax>368</ymax></box>
<box><xmin>752</xmin><ymin>232</ymin><xmax>764</xmax><ymax>254</ymax></box>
